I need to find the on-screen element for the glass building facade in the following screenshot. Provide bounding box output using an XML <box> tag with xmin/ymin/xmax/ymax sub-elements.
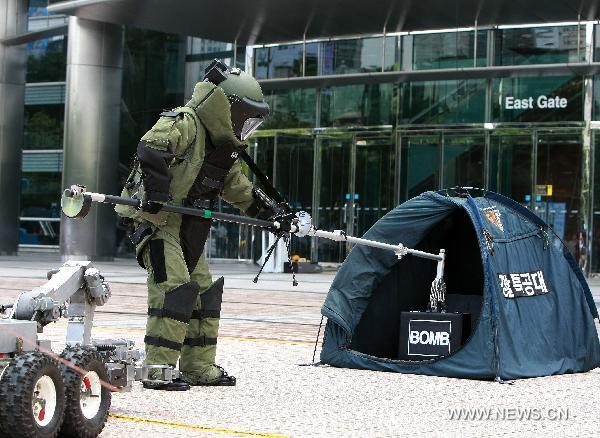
<box><xmin>247</xmin><ymin>24</ymin><xmax>600</xmax><ymax>268</ymax></box>
<box><xmin>16</xmin><ymin>8</ymin><xmax>600</xmax><ymax>272</ymax></box>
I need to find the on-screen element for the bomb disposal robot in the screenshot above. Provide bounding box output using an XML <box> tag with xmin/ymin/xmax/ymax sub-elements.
<box><xmin>0</xmin><ymin>262</ymin><xmax>174</xmax><ymax>438</ymax></box>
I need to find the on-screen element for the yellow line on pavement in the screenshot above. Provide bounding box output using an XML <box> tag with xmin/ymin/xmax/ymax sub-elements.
<box><xmin>109</xmin><ymin>414</ymin><xmax>288</xmax><ymax>437</ymax></box>
<box><xmin>221</xmin><ymin>335</ymin><xmax>317</xmax><ymax>346</ymax></box>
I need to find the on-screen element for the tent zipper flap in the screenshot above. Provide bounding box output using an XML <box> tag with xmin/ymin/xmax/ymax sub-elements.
<box><xmin>487</xmin><ymin>261</ymin><xmax>502</xmax><ymax>378</ymax></box>
<box><xmin>464</xmin><ymin>194</ymin><xmax>502</xmax><ymax>379</ymax></box>
<box><xmin>482</xmin><ymin>229</ymin><xmax>494</xmax><ymax>255</ymax></box>
<box><xmin>538</xmin><ymin>226</ymin><xmax>550</xmax><ymax>250</ymax></box>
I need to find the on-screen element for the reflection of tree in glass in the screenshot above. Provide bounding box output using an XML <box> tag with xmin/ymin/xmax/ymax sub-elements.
<box><xmin>27</xmin><ymin>45</ymin><xmax>67</xmax><ymax>82</ymax></box>
<box><xmin>24</xmin><ymin>110</ymin><xmax>63</xmax><ymax>149</ymax></box>
<box><xmin>261</xmin><ymin>90</ymin><xmax>316</xmax><ymax>129</ymax></box>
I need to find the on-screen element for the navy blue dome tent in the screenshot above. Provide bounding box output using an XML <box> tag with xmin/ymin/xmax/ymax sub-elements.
<box><xmin>319</xmin><ymin>189</ymin><xmax>600</xmax><ymax>380</ymax></box>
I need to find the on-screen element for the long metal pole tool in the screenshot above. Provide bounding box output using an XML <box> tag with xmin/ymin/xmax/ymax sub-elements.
<box><xmin>61</xmin><ymin>185</ymin><xmax>445</xmax><ymax>268</ymax></box>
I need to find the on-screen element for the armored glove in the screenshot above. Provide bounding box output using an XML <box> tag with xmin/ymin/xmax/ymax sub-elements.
<box><xmin>248</xmin><ymin>187</ymin><xmax>290</xmax><ymax>220</ymax></box>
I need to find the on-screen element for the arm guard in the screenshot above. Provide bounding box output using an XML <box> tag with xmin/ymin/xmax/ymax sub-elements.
<box><xmin>136</xmin><ymin>140</ymin><xmax>174</xmax><ymax>202</ymax></box>
<box><xmin>135</xmin><ymin>110</ymin><xmax>195</xmax><ymax>203</ymax></box>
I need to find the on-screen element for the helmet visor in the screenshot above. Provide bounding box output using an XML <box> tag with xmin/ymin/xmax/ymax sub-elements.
<box><xmin>240</xmin><ymin>117</ymin><xmax>264</xmax><ymax>140</ymax></box>
<box><xmin>229</xmin><ymin>96</ymin><xmax>269</xmax><ymax>141</ymax></box>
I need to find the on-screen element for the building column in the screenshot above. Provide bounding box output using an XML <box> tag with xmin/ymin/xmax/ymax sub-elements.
<box><xmin>60</xmin><ymin>17</ymin><xmax>124</xmax><ymax>260</ymax></box>
<box><xmin>0</xmin><ymin>0</ymin><xmax>28</xmax><ymax>255</ymax></box>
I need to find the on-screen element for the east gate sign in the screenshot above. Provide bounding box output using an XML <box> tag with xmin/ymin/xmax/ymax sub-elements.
<box><xmin>504</xmin><ymin>95</ymin><xmax>568</xmax><ymax>110</ymax></box>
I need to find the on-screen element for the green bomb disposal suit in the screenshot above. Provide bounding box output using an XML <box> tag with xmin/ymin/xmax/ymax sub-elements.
<box><xmin>116</xmin><ymin>79</ymin><xmax>267</xmax><ymax>387</ymax></box>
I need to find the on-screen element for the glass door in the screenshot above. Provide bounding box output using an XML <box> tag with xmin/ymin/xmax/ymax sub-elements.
<box><xmin>315</xmin><ymin>133</ymin><xmax>395</xmax><ymax>263</ymax></box>
<box><xmin>399</xmin><ymin>133</ymin><xmax>441</xmax><ymax>201</ymax></box>
<box><xmin>488</xmin><ymin>130</ymin><xmax>584</xmax><ymax>259</ymax></box>
<box><xmin>442</xmin><ymin>133</ymin><xmax>485</xmax><ymax>189</ymax></box>
<box><xmin>316</xmin><ymin>134</ymin><xmax>353</xmax><ymax>262</ymax></box>
<box><xmin>488</xmin><ymin>133</ymin><xmax>533</xmax><ymax>205</ymax></box>
<box><xmin>535</xmin><ymin>132</ymin><xmax>583</xmax><ymax>259</ymax></box>
<box><xmin>353</xmin><ymin>135</ymin><xmax>396</xmax><ymax>237</ymax></box>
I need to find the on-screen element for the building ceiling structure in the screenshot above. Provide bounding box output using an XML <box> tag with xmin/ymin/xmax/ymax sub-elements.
<box><xmin>48</xmin><ymin>0</ymin><xmax>600</xmax><ymax>45</ymax></box>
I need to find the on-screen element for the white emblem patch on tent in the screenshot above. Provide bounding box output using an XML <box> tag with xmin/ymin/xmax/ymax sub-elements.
<box><xmin>482</xmin><ymin>207</ymin><xmax>504</xmax><ymax>231</ymax></box>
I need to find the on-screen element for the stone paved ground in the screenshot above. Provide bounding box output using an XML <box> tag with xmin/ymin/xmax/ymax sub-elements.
<box><xmin>1</xmin><ymin>253</ymin><xmax>599</xmax><ymax>437</ymax></box>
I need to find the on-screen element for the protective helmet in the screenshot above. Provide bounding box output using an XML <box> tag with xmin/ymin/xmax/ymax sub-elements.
<box><xmin>204</xmin><ymin>59</ymin><xmax>269</xmax><ymax>141</ymax></box>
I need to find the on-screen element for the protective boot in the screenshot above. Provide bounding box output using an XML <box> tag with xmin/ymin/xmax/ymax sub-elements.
<box><xmin>180</xmin><ymin>277</ymin><xmax>236</xmax><ymax>386</ymax></box>
<box><xmin>142</xmin><ymin>378</ymin><xmax>190</xmax><ymax>391</ymax></box>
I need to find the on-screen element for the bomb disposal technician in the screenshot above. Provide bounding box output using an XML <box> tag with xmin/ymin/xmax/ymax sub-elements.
<box><xmin>116</xmin><ymin>61</ymin><xmax>282</xmax><ymax>391</ymax></box>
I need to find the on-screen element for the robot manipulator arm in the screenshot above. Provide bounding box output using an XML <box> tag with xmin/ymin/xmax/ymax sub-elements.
<box><xmin>9</xmin><ymin>262</ymin><xmax>110</xmax><ymax>339</ymax></box>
